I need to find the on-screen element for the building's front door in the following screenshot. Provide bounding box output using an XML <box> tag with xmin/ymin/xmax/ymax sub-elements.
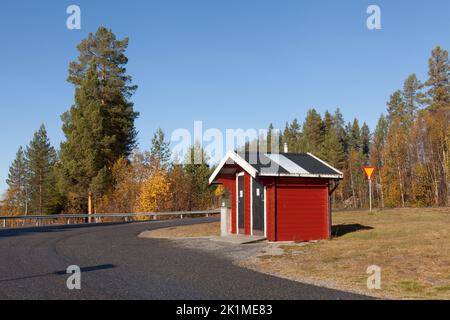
<box><xmin>252</xmin><ymin>178</ymin><xmax>265</xmax><ymax>236</ymax></box>
<box><xmin>237</xmin><ymin>174</ymin><xmax>245</xmax><ymax>234</ymax></box>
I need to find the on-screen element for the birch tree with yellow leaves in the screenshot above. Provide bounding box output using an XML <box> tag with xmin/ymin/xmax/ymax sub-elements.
<box><xmin>134</xmin><ymin>167</ymin><xmax>171</xmax><ymax>215</ymax></box>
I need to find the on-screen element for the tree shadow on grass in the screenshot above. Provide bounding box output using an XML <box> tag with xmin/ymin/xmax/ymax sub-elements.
<box><xmin>331</xmin><ymin>224</ymin><xmax>374</xmax><ymax>238</ymax></box>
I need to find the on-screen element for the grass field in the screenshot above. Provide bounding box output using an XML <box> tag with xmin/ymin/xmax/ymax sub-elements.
<box><xmin>144</xmin><ymin>207</ymin><xmax>450</xmax><ymax>299</ymax></box>
<box><xmin>244</xmin><ymin>207</ymin><xmax>450</xmax><ymax>299</ymax></box>
<box><xmin>143</xmin><ymin>221</ymin><xmax>220</xmax><ymax>238</ymax></box>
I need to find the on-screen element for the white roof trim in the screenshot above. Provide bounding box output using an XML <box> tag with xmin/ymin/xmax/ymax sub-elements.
<box><xmin>307</xmin><ymin>152</ymin><xmax>344</xmax><ymax>176</ymax></box>
<box><xmin>208</xmin><ymin>151</ymin><xmax>258</xmax><ymax>184</ymax></box>
<box><xmin>259</xmin><ymin>173</ymin><xmax>343</xmax><ymax>179</ymax></box>
<box><xmin>265</xmin><ymin>153</ymin><xmax>310</xmax><ymax>175</ymax></box>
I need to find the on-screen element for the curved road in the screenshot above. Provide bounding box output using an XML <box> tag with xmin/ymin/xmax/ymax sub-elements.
<box><xmin>0</xmin><ymin>218</ymin><xmax>368</xmax><ymax>300</ymax></box>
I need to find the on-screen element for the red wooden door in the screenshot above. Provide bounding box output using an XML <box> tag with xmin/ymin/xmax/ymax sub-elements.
<box><xmin>276</xmin><ymin>186</ymin><xmax>328</xmax><ymax>241</ymax></box>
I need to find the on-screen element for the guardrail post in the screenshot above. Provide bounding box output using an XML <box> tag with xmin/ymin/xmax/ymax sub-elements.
<box><xmin>88</xmin><ymin>192</ymin><xmax>93</xmax><ymax>224</ymax></box>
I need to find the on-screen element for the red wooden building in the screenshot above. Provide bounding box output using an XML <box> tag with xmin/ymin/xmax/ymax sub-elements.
<box><xmin>209</xmin><ymin>151</ymin><xmax>343</xmax><ymax>242</ymax></box>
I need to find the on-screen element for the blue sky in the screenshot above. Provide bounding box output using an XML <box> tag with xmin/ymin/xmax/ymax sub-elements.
<box><xmin>0</xmin><ymin>0</ymin><xmax>449</xmax><ymax>194</ymax></box>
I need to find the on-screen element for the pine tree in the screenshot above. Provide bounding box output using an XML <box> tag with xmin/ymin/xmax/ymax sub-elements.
<box><xmin>333</xmin><ymin>108</ymin><xmax>348</xmax><ymax>155</ymax></box>
<box><xmin>60</xmin><ymin>62</ymin><xmax>112</xmax><ymax>211</ymax></box>
<box><xmin>322</xmin><ymin>110</ymin><xmax>345</xmax><ymax>170</ymax></box>
<box><xmin>323</xmin><ymin>111</ymin><xmax>334</xmax><ymax>133</ymax></box>
<box><xmin>370</xmin><ymin>114</ymin><xmax>388</xmax><ymax>207</ymax></box>
<box><xmin>387</xmin><ymin>90</ymin><xmax>408</xmax><ymax>125</ymax></box>
<box><xmin>301</xmin><ymin>109</ymin><xmax>324</xmax><ymax>156</ymax></box>
<box><xmin>360</xmin><ymin>122</ymin><xmax>371</xmax><ymax>161</ymax></box>
<box><xmin>184</xmin><ymin>143</ymin><xmax>213</xmax><ymax>210</ymax></box>
<box><xmin>347</xmin><ymin>119</ymin><xmax>361</xmax><ymax>151</ymax></box>
<box><xmin>402</xmin><ymin>73</ymin><xmax>422</xmax><ymax>125</ymax></box>
<box><xmin>68</xmin><ymin>27</ymin><xmax>139</xmax><ymax>158</ymax></box>
<box><xmin>5</xmin><ymin>147</ymin><xmax>30</xmax><ymax>215</ymax></box>
<box><xmin>266</xmin><ymin>123</ymin><xmax>275</xmax><ymax>153</ymax></box>
<box><xmin>149</xmin><ymin>128</ymin><xmax>171</xmax><ymax>169</ymax></box>
<box><xmin>322</xmin><ymin>126</ymin><xmax>345</xmax><ymax>170</ymax></box>
<box><xmin>60</xmin><ymin>27</ymin><xmax>139</xmax><ymax>212</ymax></box>
<box><xmin>26</xmin><ymin>125</ymin><xmax>57</xmax><ymax>214</ymax></box>
<box><xmin>282</xmin><ymin>119</ymin><xmax>301</xmax><ymax>153</ymax></box>
<box><xmin>424</xmin><ymin>46</ymin><xmax>450</xmax><ymax>111</ymax></box>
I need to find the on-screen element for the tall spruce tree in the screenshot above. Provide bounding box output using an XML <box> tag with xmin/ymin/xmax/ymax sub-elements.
<box><xmin>149</xmin><ymin>128</ymin><xmax>171</xmax><ymax>170</ymax></box>
<box><xmin>370</xmin><ymin>114</ymin><xmax>389</xmax><ymax>207</ymax></box>
<box><xmin>301</xmin><ymin>109</ymin><xmax>324</xmax><ymax>156</ymax></box>
<box><xmin>6</xmin><ymin>147</ymin><xmax>30</xmax><ymax>215</ymax></box>
<box><xmin>184</xmin><ymin>143</ymin><xmax>213</xmax><ymax>210</ymax></box>
<box><xmin>360</xmin><ymin>122</ymin><xmax>371</xmax><ymax>161</ymax></box>
<box><xmin>424</xmin><ymin>46</ymin><xmax>450</xmax><ymax>110</ymax></box>
<box><xmin>60</xmin><ymin>62</ymin><xmax>110</xmax><ymax>211</ymax></box>
<box><xmin>387</xmin><ymin>90</ymin><xmax>408</xmax><ymax>125</ymax></box>
<box><xmin>333</xmin><ymin>108</ymin><xmax>348</xmax><ymax>154</ymax></box>
<box><xmin>26</xmin><ymin>125</ymin><xmax>57</xmax><ymax>214</ymax></box>
<box><xmin>282</xmin><ymin>119</ymin><xmax>301</xmax><ymax>153</ymax></box>
<box><xmin>67</xmin><ymin>27</ymin><xmax>138</xmax><ymax>159</ymax></box>
<box><xmin>322</xmin><ymin>125</ymin><xmax>345</xmax><ymax>170</ymax></box>
<box><xmin>347</xmin><ymin>119</ymin><xmax>361</xmax><ymax>151</ymax></box>
<box><xmin>60</xmin><ymin>27</ymin><xmax>138</xmax><ymax>212</ymax></box>
<box><xmin>402</xmin><ymin>74</ymin><xmax>422</xmax><ymax>125</ymax></box>
<box><xmin>266</xmin><ymin>123</ymin><xmax>275</xmax><ymax>153</ymax></box>
<box><xmin>321</xmin><ymin>110</ymin><xmax>344</xmax><ymax>169</ymax></box>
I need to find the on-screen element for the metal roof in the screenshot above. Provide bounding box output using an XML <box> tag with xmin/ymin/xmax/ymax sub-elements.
<box><xmin>209</xmin><ymin>151</ymin><xmax>343</xmax><ymax>184</ymax></box>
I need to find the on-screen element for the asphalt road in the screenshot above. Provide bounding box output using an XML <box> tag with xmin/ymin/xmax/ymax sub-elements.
<box><xmin>0</xmin><ymin>218</ymin><xmax>369</xmax><ymax>300</ymax></box>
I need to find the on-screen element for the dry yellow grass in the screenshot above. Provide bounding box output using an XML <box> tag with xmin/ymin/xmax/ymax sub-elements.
<box><xmin>144</xmin><ymin>221</ymin><xmax>220</xmax><ymax>238</ymax></box>
<box><xmin>244</xmin><ymin>207</ymin><xmax>450</xmax><ymax>300</ymax></box>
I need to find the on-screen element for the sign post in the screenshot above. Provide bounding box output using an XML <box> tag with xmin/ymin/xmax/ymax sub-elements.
<box><xmin>363</xmin><ymin>166</ymin><xmax>376</xmax><ymax>212</ymax></box>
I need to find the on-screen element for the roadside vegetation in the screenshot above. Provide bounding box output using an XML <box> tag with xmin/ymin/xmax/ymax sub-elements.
<box><xmin>243</xmin><ymin>208</ymin><xmax>450</xmax><ymax>300</ymax></box>
<box><xmin>142</xmin><ymin>221</ymin><xmax>220</xmax><ymax>239</ymax></box>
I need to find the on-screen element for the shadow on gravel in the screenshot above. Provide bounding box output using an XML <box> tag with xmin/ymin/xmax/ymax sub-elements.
<box><xmin>0</xmin><ymin>222</ymin><xmax>129</xmax><ymax>239</ymax></box>
<box><xmin>0</xmin><ymin>264</ymin><xmax>117</xmax><ymax>283</ymax></box>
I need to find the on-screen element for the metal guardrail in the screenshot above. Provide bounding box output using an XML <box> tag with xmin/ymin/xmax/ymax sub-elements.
<box><xmin>0</xmin><ymin>209</ymin><xmax>221</xmax><ymax>229</ymax></box>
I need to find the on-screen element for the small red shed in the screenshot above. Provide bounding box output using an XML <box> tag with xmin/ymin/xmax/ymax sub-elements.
<box><xmin>209</xmin><ymin>151</ymin><xmax>343</xmax><ymax>242</ymax></box>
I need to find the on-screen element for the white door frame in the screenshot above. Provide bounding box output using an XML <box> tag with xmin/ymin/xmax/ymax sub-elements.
<box><xmin>264</xmin><ymin>185</ymin><xmax>267</xmax><ymax>238</ymax></box>
<box><xmin>250</xmin><ymin>177</ymin><xmax>267</xmax><ymax>237</ymax></box>
<box><xmin>236</xmin><ymin>172</ymin><xmax>245</xmax><ymax>235</ymax></box>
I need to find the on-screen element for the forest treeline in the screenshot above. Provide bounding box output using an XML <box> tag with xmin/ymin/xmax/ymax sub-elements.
<box><xmin>270</xmin><ymin>46</ymin><xmax>449</xmax><ymax>208</ymax></box>
<box><xmin>0</xmin><ymin>27</ymin><xmax>448</xmax><ymax>215</ymax></box>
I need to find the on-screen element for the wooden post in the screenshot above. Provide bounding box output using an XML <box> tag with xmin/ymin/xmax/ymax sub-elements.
<box><xmin>88</xmin><ymin>192</ymin><xmax>93</xmax><ymax>223</ymax></box>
